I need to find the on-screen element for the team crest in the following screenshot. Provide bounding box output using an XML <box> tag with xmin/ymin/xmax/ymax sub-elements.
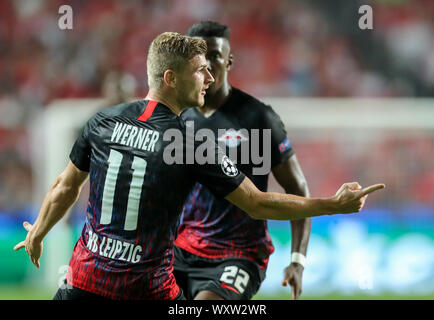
<box><xmin>221</xmin><ymin>155</ymin><xmax>238</xmax><ymax>177</ymax></box>
<box><xmin>218</xmin><ymin>129</ymin><xmax>249</xmax><ymax>148</ymax></box>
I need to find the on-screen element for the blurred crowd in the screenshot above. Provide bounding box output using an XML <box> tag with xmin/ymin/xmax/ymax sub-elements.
<box><xmin>0</xmin><ymin>0</ymin><xmax>433</xmax><ymax>215</ymax></box>
<box><xmin>281</xmin><ymin>131</ymin><xmax>434</xmax><ymax>215</ymax></box>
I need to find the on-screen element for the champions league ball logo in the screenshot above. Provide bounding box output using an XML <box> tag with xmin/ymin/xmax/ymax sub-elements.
<box><xmin>221</xmin><ymin>155</ymin><xmax>238</xmax><ymax>177</ymax></box>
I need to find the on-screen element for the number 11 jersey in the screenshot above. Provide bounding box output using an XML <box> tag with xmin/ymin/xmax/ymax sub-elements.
<box><xmin>67</xmin><ymin>100</ymin><xmax>245</xmax><ymax>300</ymax></box>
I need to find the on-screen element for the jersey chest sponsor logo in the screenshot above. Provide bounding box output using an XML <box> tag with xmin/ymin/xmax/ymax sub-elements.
<box><xmin>163</xmin><ymin>121</ymin><xmax>272</xmax><ymax>175</ymax></box>
<box><xmin>217</xmin><ymin>129</ymin><xmax>249</xmax><ymax>148</ymax></box>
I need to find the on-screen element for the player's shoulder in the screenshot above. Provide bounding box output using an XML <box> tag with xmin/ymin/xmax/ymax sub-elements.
<box><xmin>96</xmin><ymin>100</ymin><xmax>146</xmax><ymax>119</ymax></box>
<box><xmin>230</xmin><ymin>87</ymin><xmax>280</xmax><ymax>121</ymax></box>
<box><xmin>231</xmin><ymin>87</ymin><xmax>264</xmax><ymax>108</ymax></box>
<box><xmin>84</xmin><ymin>100</ymin><xmax>149</xmax><ymax>128</ymax></box>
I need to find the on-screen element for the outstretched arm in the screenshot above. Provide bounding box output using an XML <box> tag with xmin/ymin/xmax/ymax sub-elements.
<box><xmin>226</xmin><ymin>175</ymin><xmax>383</xmax><ymax>298</ymax></box>
<box><xmin>272</xmin><ymin>155</ymin><xmax>311</xmax><ymax>300</ymax></box>
<box><xmin>14</xmin><ymin>161</ymin><xmax>89</xmax><ymax>268</ymax></box>
<box><xmin>225</xmin><ymin>176</ymin><xmax>384</xmax><ymax>221</ymax></box>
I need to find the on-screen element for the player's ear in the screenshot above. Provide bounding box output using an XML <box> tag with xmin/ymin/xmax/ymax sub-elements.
<box><xmin>163</xmin><ymin>70</ymin><xmax>177</xmax><ymax>88</ymax></box>
<box><xmin>227</xmin><ymin>53</ymin><xmax>233</xmax><ymax>71</ymax></box>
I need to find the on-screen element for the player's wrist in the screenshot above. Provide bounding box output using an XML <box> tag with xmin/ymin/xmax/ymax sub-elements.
<box><xmin>321</xmin><ymin>197</ymin><xmax>339</xmax><ymax>215</ymax></box>
<box><xmin>290</xmin><ymin>262</ymin><xmax>305</xmax><ymax>271</ymax></box>
<box><xmin>28</xmin><ymin>226</ymin><xmax>44</xmax><ymax>244</ymax></box>
<box><xmin>291</xmin><ymin>252</ymin><xmax>306</xmax><ymax>268</ymax></box>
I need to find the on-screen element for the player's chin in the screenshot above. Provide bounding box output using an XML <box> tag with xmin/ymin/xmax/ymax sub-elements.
<box><xmin>196</xmin><ymin>93</ymin><xmax>205</xmax><ymax>107</ymax></box>
<box><xmin>185</xmin><ymin>96</ymin><xmax>204</xmax><ymax>108</ymax></box>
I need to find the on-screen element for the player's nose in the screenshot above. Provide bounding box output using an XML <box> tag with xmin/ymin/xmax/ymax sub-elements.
<box><xmin>205</xmin><ymin>68</ymin><xmax>214</xmax><ymax>85</ymax></box>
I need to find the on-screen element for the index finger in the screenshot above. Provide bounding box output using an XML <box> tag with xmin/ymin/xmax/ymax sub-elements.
<box><xmin>358</xmin><ymin>184</ymin><xmax>385</xmax><ymax>197</ymax></box>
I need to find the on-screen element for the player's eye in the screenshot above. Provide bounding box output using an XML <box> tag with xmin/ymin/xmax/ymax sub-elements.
<box><xmin>207</xmin><ymin>53</ymin><xmax>220</xmax><ymax>60</ymax></box>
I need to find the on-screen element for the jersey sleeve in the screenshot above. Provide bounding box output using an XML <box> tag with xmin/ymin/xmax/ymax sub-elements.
<box><xmin>263</xmin><ymin>105</ymin><xmax>294</xmax><ymax>168</ymax></box>
<box><xmin>69</xmin><ymin>113</ymin><xmax>100</xmax><ymax>172</ymax></box>
<box><xmin>191</xmin><ymin>144</ymin><xmax>245</xmax><ymax>199</ymax></box>
<box><xmin>182</xmin><ymin>121</ymin><xmax>245</xmax><ymax>198</ymax></box>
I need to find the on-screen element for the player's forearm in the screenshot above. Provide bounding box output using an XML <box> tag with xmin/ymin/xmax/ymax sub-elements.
<box><xmin>29</xmin><ymin>177</ymin><xmax>81</xmax><ymax>243</ymax></box>
<box><xmin>284</xmin><ymin>185</ymin><xmax>311</xmax><ymax>255</ymax></box>
<box><xmin>290</xmin><ymin>218</ymin><xmax>311</xmax><ymax>255</ymax></box>
<box><xmin>252</xmin><ymin>192</ymin><xmax>337</xmax><ymax>220</ymax></box>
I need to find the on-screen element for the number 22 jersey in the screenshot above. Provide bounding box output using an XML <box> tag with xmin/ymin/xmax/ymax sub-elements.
<box><xmin>67</xmin><ymin>100</ymin><xmax>245</xmax><ymax>300</ymax></box>
<box><xmin>175</xmin><ymin>88</ymin><xmax>294</xmax><ymax>269</ymax></box>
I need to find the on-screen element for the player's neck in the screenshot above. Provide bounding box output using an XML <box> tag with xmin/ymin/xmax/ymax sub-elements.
<box><xmin>201</xmin><ymin>83</ymin><xmax>232</xmax><ymax>113</ymax></box>
<box><xmin>145</xmin><ymin>90</ymin><xmax>183</xmax><ymax>116</ymax></box>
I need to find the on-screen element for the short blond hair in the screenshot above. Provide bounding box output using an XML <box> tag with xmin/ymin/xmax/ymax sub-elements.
<box><xmin>146</xmin><ymin>32</ymin><xmax>207</xmax><ymax>89</ymax></box>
